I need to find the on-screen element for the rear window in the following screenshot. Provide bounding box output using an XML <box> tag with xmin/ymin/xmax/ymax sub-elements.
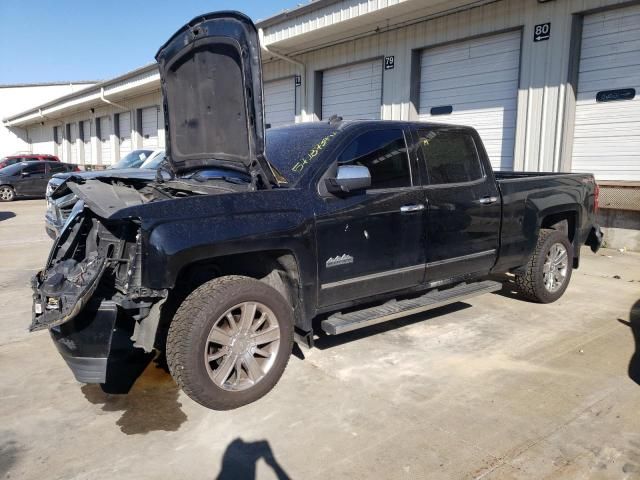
<box><xmin>418</xmin><ymin>130</ymin><xmax>483</xmax><ymax>185</ymax></box>
<box><xmin>24</xmin><ymin>162</ymin><xmax>46</xmax><ymax>174</ymax></box>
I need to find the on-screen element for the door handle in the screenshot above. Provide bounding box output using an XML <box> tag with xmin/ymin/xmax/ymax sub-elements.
<box><xmin>478</xmin><ymin>196</ymin><xmax>498</xmax><ymax>205</ymax></box>
<box><xmin>400</xmin><ymin>204</ymin><xmax>425</xmax><ymax>213</ymax></box>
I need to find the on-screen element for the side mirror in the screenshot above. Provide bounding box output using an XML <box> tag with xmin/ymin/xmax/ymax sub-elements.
<box><xmin>21</xmin><ymin>171</ymin><xmax>30</xmax><ymax>177</ymax></box>
<box><xmin>325</xmin><ymin>165</ymin><xmax>371</xmax><ymax>195</ymax></box>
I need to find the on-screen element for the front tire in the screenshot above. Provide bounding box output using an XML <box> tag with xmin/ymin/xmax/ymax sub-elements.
<box><xmin>515</xmin><ymin>228</ymin><xmax>573</xmax><ymax>303</ymax></box>
<box><xmin>0</xmin><ymin>185</ymin><xmax>15</xmax><ymax>202</ymax></box>
<box><xmin>166</xmin><ymin>275</ymin><xmax>294</xmax><ymax>410</ymax></box>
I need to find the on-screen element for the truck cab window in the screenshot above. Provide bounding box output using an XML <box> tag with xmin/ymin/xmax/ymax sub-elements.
<box><xmin>419</xmin><ymin>131</ymin><xmax>483</xmax><ymax>185</ymax></box>
<box><xmin>337</xmin><ymin>129</ymin><xmax>411</xmax><ymax>189</ymax></box>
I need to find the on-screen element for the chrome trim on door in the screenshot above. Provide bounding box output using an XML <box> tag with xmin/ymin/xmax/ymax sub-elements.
<box><xmin>320</xmin><ymin>250</ymin><xmax>496</xmax><ymax>290</ymax></box>
<box><xmin>321</xmin><ymin>263</ymin><xmax>426</xmax><ymax>290</ymax></box>
<box><xmin>426</xmin><ymin>249</ymin><xmax>496</xmax><ymax>268</ymax></box>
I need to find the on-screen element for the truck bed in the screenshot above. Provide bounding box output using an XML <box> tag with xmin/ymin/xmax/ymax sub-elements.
<box><xmin>492</xmin><ymin>170</ymin><xmax>598</xmax><ymax>273</ymax></box>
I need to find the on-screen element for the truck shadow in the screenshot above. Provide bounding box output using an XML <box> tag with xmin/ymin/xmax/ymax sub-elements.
<box><xmin>618</xmin><ymin>299</ymin><xmax>640</xmax><ymax>386</ymax></box>
<box><xmin>215</xmin><ymin>438</ymin><xmax>291</xmax><ymax>480</ymax></box>
<box><xmin>313</xmin><ymin>302</ymin><xmax>472</xmax><ymax>350</ymax></box>
<box><xmin>487</xmin><ymin>274</ymin><xmax>532</xmax><ymax>302</ymax></box>
<box><xmin>81</xmin><ymin>354</ymin><xmax>188</xmax><ymax>435</ymax></box>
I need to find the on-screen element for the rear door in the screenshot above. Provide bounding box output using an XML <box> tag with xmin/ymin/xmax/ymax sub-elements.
<box><xmin>315</xmin><ymin>126</ymin><xmax>426</xmax><ymax>307</ymax></box>
<box><xmin>415</xmin><ymin>127</ymin><xmax>500</xmax><ymax>282</ymax></box>
<box><xmin>19</xmin><ymin>162</ymin><xmax>48</xmax><ymax>195</ymax></box>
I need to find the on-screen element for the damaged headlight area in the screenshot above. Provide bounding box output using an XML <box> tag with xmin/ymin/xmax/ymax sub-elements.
<box><xmin>31</xmin><ymin>200</ymin><xmax>166</xmax><ymax>334</ymax></box>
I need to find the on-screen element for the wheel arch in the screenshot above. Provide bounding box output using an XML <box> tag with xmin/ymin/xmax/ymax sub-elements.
<box><xmin>166</xmin><ymin>249</ymin><xmax>310</xmax><ymax>331</ymax></box>
<box><xmin>538</xmin><ymin>208</ymin><xmax>581</xmax><ymax>267</ymax></box>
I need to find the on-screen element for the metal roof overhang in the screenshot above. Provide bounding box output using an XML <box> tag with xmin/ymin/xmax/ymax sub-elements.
<box><xmin>4</xmin><ymin>64</ymin><xmax>160</xmax><ymax>127</ymax></box>
<box><xmin>259</xmin><ymin>0</ymin><xmax>488</xmax><ymax>55</ymax></box>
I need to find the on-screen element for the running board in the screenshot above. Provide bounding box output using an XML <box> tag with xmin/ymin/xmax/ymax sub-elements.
<box><xmin>321</xmin><ymin>280</ymin><xmax>502</xmax><ymax>335</ymax></box>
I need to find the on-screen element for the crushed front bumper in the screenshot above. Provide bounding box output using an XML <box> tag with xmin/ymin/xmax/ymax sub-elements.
<box><xmin>49</xmin><ymin>301</ymin><xmax>118</xmax><ymax>383</ymax></box>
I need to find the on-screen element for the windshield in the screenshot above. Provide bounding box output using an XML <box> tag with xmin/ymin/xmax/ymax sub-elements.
<box><xmin>109</xmin><ymin>150</ymin><xmax>153</xmax><ymax>170</ymax></box>
<box><xmin>266</xmin><ymin>125</ymin><xmax>340</xmax><ymax>184</ymax></box>
<box><xmin>0</xmin><ymin>162</ymin><xmax>26</xmax><ymax>175</ymax></box>
<box><xmin>140</xmin><ymin>151</ymin><xmax>166</xmax><ymax>169</ymax></box>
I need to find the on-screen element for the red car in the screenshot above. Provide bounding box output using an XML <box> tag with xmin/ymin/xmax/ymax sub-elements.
<box><xmin>0</xmin><ymin>154</ymin><xmax>60</xmax><ymax>169</ymax></box>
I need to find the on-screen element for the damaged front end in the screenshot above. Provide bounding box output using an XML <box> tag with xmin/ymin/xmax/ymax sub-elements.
<box><xmin>31</xmin><ymin>185</ymin><xmax>167</xmax><ymax>384</ymax></box>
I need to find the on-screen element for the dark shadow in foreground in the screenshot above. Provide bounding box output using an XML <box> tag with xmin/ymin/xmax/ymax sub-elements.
<box><xmin>81</xmin><ymin>353</ymin><xmax>188</xmax><ymax>435</ymax></box>
<box><xmin>618</xmin><ymin>299</ymin><xmax>640</xmax><ymax>386</ymax></box>
<box><xmin>0</xmin><ymin>211</ymin><xmax>15</xmax><ymax>222</ymax></box>
<box><xmin>215</xmin><ymin>438</ymin><xmax>291</xmax><ymax>480</ymax></box>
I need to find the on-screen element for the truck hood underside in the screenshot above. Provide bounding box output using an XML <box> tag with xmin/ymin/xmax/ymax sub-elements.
<box><xmin>155</xmin><ymin>11</ymin><xmax>276</xmax><ymax>186</ymax></box>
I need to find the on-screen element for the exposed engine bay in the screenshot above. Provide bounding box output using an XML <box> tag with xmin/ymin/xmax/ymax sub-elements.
<box><xmin>31</xmin><ymin>174</ymin><xmax>249</xmax><ymax>348</ymax></box>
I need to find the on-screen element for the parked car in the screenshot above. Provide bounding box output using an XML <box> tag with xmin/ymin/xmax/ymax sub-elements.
<box><xmin>108</xmin><ymin>149</ymin><xmax>159</xmax><ymax>170</ymax></box>
<box><xmin>0</xmin><ymin>161</ymin><xmax>76</xmax><ymax>201</ymax></box>
<box><xmin>44</xmin><ymin>150</ymin><xmax>165</xmax><ymax>238</ymax></box>
<box><xmin>0</xmin><ymin>154</ymin><xmax>60</xmax><ymax>169</ymax></box>
<box><xmin>31</xmin><ymin>12</ymin><xmax>603</xmax><ymax>411</ymax></box>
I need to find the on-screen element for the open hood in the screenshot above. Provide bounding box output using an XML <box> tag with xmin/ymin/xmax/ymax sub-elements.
<box><xmin>155</xmin><ymin>11</ymin><xmax>275</xmax><ymax>186</ymax></box>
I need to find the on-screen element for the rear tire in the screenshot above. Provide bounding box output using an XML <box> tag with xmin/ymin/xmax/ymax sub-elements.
<box><xmin>166</xmin><ymin>275</ymin><xmax>294</xmax><ymax>410</ymax></box>
<box><xmin>514</xmin><ymin>228</ymin><xmax>573</xmax><ymax>303</ymax></box>
<box><xmin>0</xmin><ymin>185</ymin><xmax>15</xmax><ymax>202</ymax></box>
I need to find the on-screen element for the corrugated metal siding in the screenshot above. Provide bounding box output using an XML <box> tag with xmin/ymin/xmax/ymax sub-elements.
<box><xmin>264</xmin><ymin>78</ymin><xmax>296</xmax><ymax>127</ymax></box>
<box><xmin>418</xmin><ymin>30</ymin><xmax>521</xmax><ymax>171</ymax></box>
<box><xmin>27</xmin><ymin>124</ymin><xmax>55</xmax><ymax>156</ymax></box>
<box><xmin>261</xmin><ymin>0</ymin><xmax>415</xmax><ymax>44</ymax></box>
<box><xmin>322</xmin><ymin>59</ymin><xmax>382</xmax><ymax>119</ymax></box>
<box><xmin>572</xmin><ymin>4</ymin><xmax>640</xmax><ymax>181</ymax></box>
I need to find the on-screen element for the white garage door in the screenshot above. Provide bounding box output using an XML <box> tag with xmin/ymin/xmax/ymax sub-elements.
<box><xmin>68</xmin><ymin>123</ymin><xmax>77</xmax><ymax>164</ymax></box>
<box><xmin>322</xmin><ymin>59</ymin><xmax>382</xmax><ymax>120</ymax></box>
<box><xmin>572</xmin><ymin>4</ymin><xmax>640</xmax><ymax>181</ymax></box>
<box><xmin>118</xmin><ymin>112</ymin><xmax>132</xmax><ymax>158</ymax></box>
<box><xmin>99</xmin><ymin>116</ymin><xmax>112</xmax><ymax>165</ymax></box>
<box><xmin>418</xmin><ymin>31</ymin><xmax>521</xmax><ymax>171</ymax></box>
<box><xmin>264</xmin><ymin>78</ymin><xmax>295</xmax><ymax>127</ymax></box>
<box><xmin>55</xmin><ymin>126</ymin><xmax>63</xmax><ymax>157</ymax></box>
<box><xmin>82</xmin><ymin>120</ymin><xmax>91</xmax><ymax>165</ymax></box>
<box><xmin>141</xmin><ymin>106</ymin><xmax>159</xmax><ymax>148</ymax></box>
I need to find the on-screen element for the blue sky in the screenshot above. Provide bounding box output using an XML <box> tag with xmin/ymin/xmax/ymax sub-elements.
<box><xmin>0</xmin><ymin>1</ymin><xmax>302</xmax><ymax>84</ymax></box>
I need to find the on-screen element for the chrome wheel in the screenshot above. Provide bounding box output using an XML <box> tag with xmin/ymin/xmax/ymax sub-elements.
<box><xmin>204</xmin><ymin>301</ymin><xmax>281</xmax><ymax>392</ymax></box>
<box><xmin>0</xmin><ymin>186</ymin><xmax>14</xmax><ymax>201</ymax></box>
<box><xmin>543</xmin><ymin>243</ymin><xmax>568</xmax><ymax>293</ymax></box>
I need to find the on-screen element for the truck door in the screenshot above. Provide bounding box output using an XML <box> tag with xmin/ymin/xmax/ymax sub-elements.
<box><xmin>315</xmin><ymin>126</ymin><xmax>426</xmax><ymax>307</ymax></box>
<box><xmin>415</xmin><ymin>127</ymin><xmax>501</xmax><ymax>282</ymax></box>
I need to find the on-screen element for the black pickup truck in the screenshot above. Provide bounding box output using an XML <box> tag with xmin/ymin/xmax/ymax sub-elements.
<box><xmin>31</xmin><ymin>12</ymin><xmax>603</xmax><ymax>411</ymax></box>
